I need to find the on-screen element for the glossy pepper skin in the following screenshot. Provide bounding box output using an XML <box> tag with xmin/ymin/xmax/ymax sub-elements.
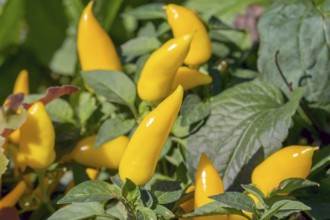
<box><xmin>71</xmin><ymin>135</ymin><xmax>129</xmax><ymax>169</ymax></box>
<box><xmin>0</xmin><ymin>180</ymin><xmax>27</xmax><ymax>209</ymax></box>
<box><xmin>77</xmin><ymin>1</ymin><xmax>122</xmax><ymax>71</ymax></box>
<box><xmin>137</xmin><ymin>35</ymin><xmax>192</xmax><ymax>102</ymax></box>
<box><xmin>119</xmin><ymin>86</ymin><xmax>183</xmax><ymax>185</ymax></box>
<box><xmin>7</xmin><ymin>70</ymin><xmax>29</xmax><ymax>145</ymax></box>
<box><xmin>19</xmin><ymin>102</ymin><xmax>56</xmax><ymax>170</ymax></box>
<box><xmin>252</xmin><ymin>145</ymin><xmax>318</xmax><ymax>196</ymax></box>
<box><xmin>165</xmin><ymin>4</ymin><xmax>211</xmax><ymax>66</ymax></box>
<box><xmin>195</xmin><ymin>153</ymin><xmax>227</xmax><ymax>220</ymax></box>
<box><xmin>171</xmin><ymin>66</ymin><xmax>212</xmax><ymax>91</ymax></box>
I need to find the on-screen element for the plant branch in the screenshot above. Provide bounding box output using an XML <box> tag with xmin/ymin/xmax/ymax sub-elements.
<box><xmin>36</xmin><ymin>170</ymin><xmax>55</xmax><ymax>213</ymax></box>
<box><xmin>275</xmin><ymin>50</ymin><xmax>293</xmax><ymax>92</ymax></box>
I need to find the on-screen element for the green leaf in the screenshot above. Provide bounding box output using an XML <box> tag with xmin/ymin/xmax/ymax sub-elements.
<box><xmin>181</xmin><ymin>94</ymin><xmax>211</xmax><ymax>126</ymax></box>
<box><xmin>46</xmin><ymin>99</ymin><xmax>76</xmax><ymax>124</ymax></box>
<box><xmin>58</xmin><ymin>180</ymin><xmax>120</xmax><ymax>204</ymax></box>
<box><xmin>121</xmin><ymin>37</ymin><xmax>161</xmax><ymax>57</ymax></box>
<box><xmin>183</xmin><ymin>201</ymin><xmax>243</xmax><ymax>218</ymax></box>
<box><xmin>270</xmin><ymin>178</ymin><xmax>319</xmax><ymax>196</ymax></box>
<box><xmin>93</xmin><ymin>0</ymin><xmax>124</xmax><ymax>31</ymax></box>
<box><xmin>137</xmin><ymin>207</ymin><xmax>157</xmax><ymax>220</ymax></box>
<box><xmin>0</xmin><ymin>0</ymin><xmax>23</xmax><ymax>51</ymax></box>
<box><xmin>122</xmin><ymin>179</ymin><xmax>141</xmax><ymax>206</ymax></box>
<box><xmin>122</xmin><ymin>3</ymin><xmax>166</xmax><ymax>20</ymax></box>
<box><xmin>211</xmin><ymin>192</ymin><xmax>255</xmax><ymax>212</ymax></box>
<box><xmin>49</xmin><ymin>34</ymin><xmax>77</xmax><ymax>76</ymax></box>
<box><xmin>76</xmin><ymin>92</ymin><xmax>97</xmax><ymax>126</ymax></box>
<box><xmin>25</xmin><ymin>0</ymin><xmax>68</xmax><ymax>65</ymax></box>
<box><xmin>48</xmin><ymin>202</ymin><xmax>106</xmax><ymax>220</ymax></box>
<box><xmin>187</xmin><ymin>81</ymin><xmax>303</xmax><ymax>189</ymax></box>
<box><xmin>137</xmin><ymin>22</ymin><xmax>157</xmax><ymax>38</ymax></box>
<box><xmin>0</xmin><ymin>106</ymin><xmax>27</xmax><ymax>131</ymax></box>
<box><xmin>81</xmin><ymin>70</ymin><xmax>136</xmax><ymax>107</ymax></box>
<box><xmin>95</xmin><ymin>117</ymin><xmax>135</xmax><ymax>147</ymax></box>
<box><xmin>110</xmin><ymin>175</ymin><xmax>124</xmax><ymax>188</ymax></box>
<box><xmin>241</xmin><ymin>184</ymin><xmax>265</xmax><ymax>206</ymax></box>
<box><xmin>302</xmin><ymin>201</ymin><xmax>330</xmax><ymax>220</ymax></box>
<box><xmin>154</xmin><ymin>205</ymin><xmax>175</xmax><ymax>219</ymax></box>
<box><xmin>310</xmin><ymin>146</ymin><xmax>330</xmax><ymax>177</ymax></box>
<box><xmin>151</xmin><ymin>181</ymin><xmax>183</xmax><ymax>204</ymax></box>
<box><xmin>171</xmin><ymin>116</ymin><xmax>190</xmax><ymax>138</ymax></box>
<box><xmin>261</xmin><ymin>199</ymin><xmax>310</xmax><ymax>220</ymax></box>
<box><xmin>186</xmin><ymin>0</ymin><xmax>269</xmax><ymax>25</ymax></box>
<box><xmin>0</xmin><ymin>137</ymin><xmax>9</xmax><ymax>176</ymax></box>
<box><xmin>258</xmin><ymin>0</ymin><xmax>330</xmax><ymax>106</ymax></box>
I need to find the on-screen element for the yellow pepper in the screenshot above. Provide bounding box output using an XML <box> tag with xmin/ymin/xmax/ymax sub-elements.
<box><xmin>194</xmin><ymin>153</ymin><xmax>227</xmax><ymax>220</ymax></box>
<box><xmin>70</xmin><ymin>135</ymin><xmax>129</xmax><ymax>169</ymax></box>
<box><xmin>251</xmin><ymin>145</ymin><xmax>318</xmax><ymax>196</ymax></box>
<box><xmin>179</xmin><ymin>185</ymin><xmax>195</xmax><ymax>220</ymax></box>
<box><xmin>85</xmin><ymin>168</ymin><xmax>99</xmax><ymax>180</ymax></box>
<box><xmin>165</xmin><ymin>4</ymin><xmax>211</xmax><ymax>66</ymax></box>
<box><xmin>19</xmin><ymin>101</ymin><xmax>56</xmax><ymax>170</ymax></box>
<box><xmin>119</xmin><ymin>86</ymin><xmax>183</xmax><ymax>185</ymax></box>
<box><xmin>77</xmin><ymin>1</ymin><xmax>122</xmax><ymax>71</ymax></box>
<box><xmin>171</xmin><ymin>66</ymin><xmax>213</xmax><ymax>91</ymax></box>
<box><xmin>137</xmin><ymin>35</ymin><xmax>192</xmax><ymax>102</ymax></box>
<box><xmin>0</xmin><ymin>180</ymin><xmax>27</xmax><ymax>209</ymax></box>
<box><xmin>6</xmin><ymin>69</ymin><xmax>29</xmax><ymax>145</ymax></box>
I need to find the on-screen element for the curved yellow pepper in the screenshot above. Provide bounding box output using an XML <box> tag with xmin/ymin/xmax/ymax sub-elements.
<box><xmin>6</xmin><ymin>70</ymin><xmax>29</xmax><ymax>145</ymax></box>
<box><xmin>165</xmin><ymin>4</ymin><xmax>211</xmax><ymax>66</ymax></box>
<box><xmin>70</xmin><ymin>135</ymin><xmax>129</xmax><ymax>169</ymax></box>
<box><xmin>77</xmin><ymin>1</ymin><xmax>122</xmax><ymax>71</ymax></box>
<box><xmin>251</xmin><ymin>145</ymin><xmax>318</xmax><ymax>196</ymax></box>
<box><xmin>119</xmin><ymin>86</ymin><xmax>183</xmax><ymax>185</ymax></box>
<box><xmin>137</xmin><ymin>35</ymin><xmax>192</xmax><ymax>102</ymax></box>
<box><xmin>194</xmin><ymin>153</ymin><xmax>227</xmax><ymax>220</ymax></box>
<box><xmin>0</xmin><ymin>180</ymin><xmax>27</xmax><ymax>209</ymax></box>
<box><xmin>171</xmin><ymin>66</ymin><xmax>213</xmax><ymax>91</ymax></box>
<box><xmin>19</xmin><ymin>102</ymin><xmax>56</xmax><ymax>170</ymax></box>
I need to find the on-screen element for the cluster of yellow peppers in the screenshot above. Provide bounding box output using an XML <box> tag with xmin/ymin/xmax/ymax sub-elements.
<box><xmin>0</xmin><ymin>2</ymin><xmax>319</xmax><ymax>219</ymax></box>
<box><xmin>179</xmin><ymin>146</ymin><xmax>318</xmax><ymax>220</ymax></box>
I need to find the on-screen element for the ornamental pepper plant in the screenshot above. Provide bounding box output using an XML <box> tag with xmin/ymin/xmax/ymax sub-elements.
<box><xmin>0</xmin><ymin>0</ymin><xmax>330</xmax><ymax>219</ymax></box>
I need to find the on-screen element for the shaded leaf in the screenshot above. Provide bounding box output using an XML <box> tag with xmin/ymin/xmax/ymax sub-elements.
<box><xmin>258</xmin><ymin>0</ymin><xmax>330</xmax><ymax>106</ymax></box>
<box><xmin>58</xmin><ymin>180</ymin><xmax>120</xmax><ymax>204</ymax></box>
<box><xmin>181</xmin><ymin>94</ymin><xmax>211</xmax><ymax>126</ymax></box>
<box><xmin>270</xmin><ymin>178</ymin><xmax>319</xmax><ymax>196</ymax></box>
<box><xmin>187</xmin><ymin>81</ymin><xmax>303</xmax><ymax>189</ymax></box>
<box><xmin>211</xmin><ymin>191</ymin><xmax>255</xmax><ymax>212</ymax></box>
<box><xmin>137</xmin><ymin>207</ymin><xmax>157</xmax><ymax>220</ymax></box>
<box><xmin>122</xmin><ymin>3</ymin><xmax>166</xmax><ymax>20</ymax></box>
<box><xmin>0</xmin><ymin>137</ymin><xmax>9</xmax><ymax>175</ymax></box>
<box><xmin>95</xmin><ymin>117</ymin><xmax>135</xmax><ymax>147</ymax></box>
<box><xmin>81</xmin><ymin>70</ymin><xmax>136</xmax><ymax>107</ymax></box>
<box><xmin>122</xmin><ymin>179</ymin><xmax>141</xmax><ymax>206</ymax></box>
<box><xmin>48</xmin><ymin>202</ymin><xmax>106</xmax><ymax>220</ymax></box>
<box><xmin>121</xmin><ymin>37</ymin><xmax>161</xmax><ymax>57</ymax></box>
<box><xmin>46</xmin><ymin>99</ymin><xmax>76</xmax><ymax>124</ymax></box>
<box><xmin>151</xmin><ymin>181</ymin><xmax>183</xmax><ymax>204</ymax></box>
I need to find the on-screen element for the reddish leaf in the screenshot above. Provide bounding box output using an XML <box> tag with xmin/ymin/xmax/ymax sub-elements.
<box><xmin>23</xmin><ymin>85</ymin><xmax>80</xmax><ymax>109</ymax></box>
<box><xmin>4</xmin><ymin>93</ymin><xmax>24</xmax><ymax>112</ymax></box>
<box><xmin>0</xmin><ymin>207</ymin><xmax>20</xmax><ymax>220</ymax></box>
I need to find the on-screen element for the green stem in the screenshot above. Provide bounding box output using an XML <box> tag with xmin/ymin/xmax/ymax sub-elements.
<box><xmin>36</xmin><ymin>170</ymin><xmax>55</xmax><ymax>213</ymax></box>
<box><xmin>128</xmin><ymin>103</ymin><xmax>139</xmax><ymax>123</ymax></box>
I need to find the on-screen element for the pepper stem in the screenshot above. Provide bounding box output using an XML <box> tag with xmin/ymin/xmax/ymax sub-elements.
<box><xmin>36</xmin><ymin>169</ymin><xmax>55</xmax><ymax>213</ymax></box>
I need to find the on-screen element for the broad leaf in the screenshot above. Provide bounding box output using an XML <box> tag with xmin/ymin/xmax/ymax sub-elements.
<box><xmin>95</xmin><ymin>117</ymin><xmax>135</xmax><ymax>147</ymax></box>
<box><xmin>137</xmin><ymin>207</ymin><xmax>157</xmax><ymax>220</ymax></box>
<box><xmin>187</xmin><ymin>80</ymin><xmax>303</xmax><ymax>189</ymax></box>
<box><xmin>154</xmin><ymin>205</ymin><xmax>175</xmax><ymax>219</ymax></box>
<box><xmin>122</xmin><ymin>3</ymin><xmax>166</xmax><ymax>20</ymax></box>
<box><xmin>183</xmin><ymin>201</ymin><xmax>243</xmax><ymax>218</ymax></box>
<box><xmin>121</xmin><ymin>37</ymin><xmax>161</xmax><ymax>57</ymax></box>
<box><xmin>151</xmin><ymin>181</ymin><xmax>183</xmax><ymax>204</ymax></box>
<box><xmin>122</xmin><ymin>179</ymin><xmax>141</xmax><ymax>207</ymax></box>
<box><xmin>0</xmin><ymin>0</ymin><xmax>23</xmax><ymax>51</ymax></box>
<box><xmin>258</xmin><ymin>0</ymin><xmax>330</xmax><ymax>106</ymax></box>
<box><xmin>81</xmin><ymin>70</ymin><xmax>136</xmax><ymax>108</ymax></box>
<box><xmin>270</xmin><ymin>178</ymin><xmax>319</xmax><ymax>196</ymax></box>
<box><xmin>181</xmin><ymin>94</ymin><xmax>211</xmax><ymax>126</ymax></box>
<box><xmin>46</xmin><ymin>98</ymin><xmax>76</xmax><ymax>124</ymax></box>
<box><xmin>58</xmin><ymin>180</ymin><xmax>120</xmax><ymax>204</ymax></box>
<box><xmin>48</xmin><ymin>202</ymin><xmax>106</xmax><ymax>220</ymax></box>
<box><xmin>211</xmin><ymin>192</ymin><xmax>255</xmax><ymax>212</ymax></box>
